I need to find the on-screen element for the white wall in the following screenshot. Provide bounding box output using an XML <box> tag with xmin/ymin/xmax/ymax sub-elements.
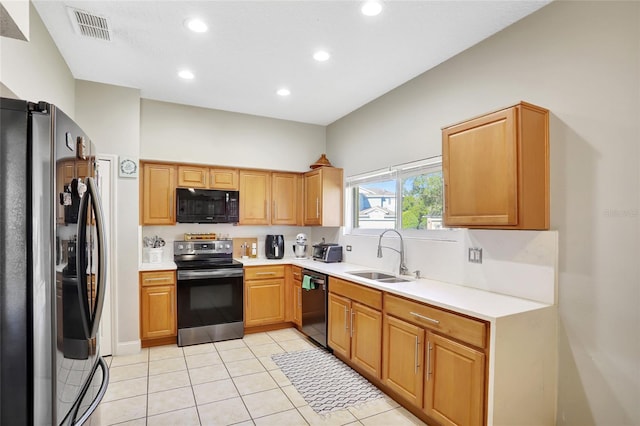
<box><xmin>74</xmin><ymin>80</ymin><xmax>141</xmax><ymax>353</ymax></box>
<box><xmin>0</xmin><ymin>2</ymin><xmax>74</xmax><ymax>114</ymax></box>
<box><xmin>140</xmin><ymin>99</ymin><xmax>326</xmax><ymax>172</ymax></box>
<box><xmin>326</xmin><ymin>1</ymin><xmax>639</xmax><ymax>424</ymax></box>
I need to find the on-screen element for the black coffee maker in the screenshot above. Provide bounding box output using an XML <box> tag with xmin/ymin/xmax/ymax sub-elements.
<box><xmin>265</xmin><ymin>234</ymin><xmax>284</xmax><ymax>259</ymax></box>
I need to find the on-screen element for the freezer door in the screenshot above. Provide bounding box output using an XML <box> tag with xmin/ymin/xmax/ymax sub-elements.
<box><xmin>53</xmin><ymin>106</ymin><xmax>108</xmax><ymax>425</ymax></box>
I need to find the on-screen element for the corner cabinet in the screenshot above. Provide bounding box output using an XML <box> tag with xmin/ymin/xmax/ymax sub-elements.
<box><xmin>442</xmin><ymin>102</ymin><xmax>549</xmax><ymax>229</ymax></box>
<box><xmin>244</xmin><ymin>265</ymin><xmax>285</xmax><ymax>327</ymax></box>
<box><xmin>139</xmin><ymin>270</ymin><xmax>177</xmax><ymax>347</ymax></box>
<box><xmin>140</xmin><ymin>162</ymin><xmax>176</xmax><ymax>225</ymax></box>
<box><xmin>303</xmin><ymin>167</ymin><xmax>344</xmax><ymax>226</ymax></box>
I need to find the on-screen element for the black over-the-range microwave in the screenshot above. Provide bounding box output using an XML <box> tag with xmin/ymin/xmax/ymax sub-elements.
<box><xmin>176</xmin><ymin>188</ymin><xmax>240</xmax><ymax>223</ymax></box>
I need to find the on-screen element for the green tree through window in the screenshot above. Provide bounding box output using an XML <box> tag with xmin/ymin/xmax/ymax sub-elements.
<box><xmin>402</xmin><ymin>171</ymin><xmax>443</xmax><ymax>230</ymax></box>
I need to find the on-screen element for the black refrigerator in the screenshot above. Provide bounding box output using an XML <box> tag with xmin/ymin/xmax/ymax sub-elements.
<box><xmin>0</xmin><ymin>97</ymin><xmax>109</xmax><ymax>425</ymax></box>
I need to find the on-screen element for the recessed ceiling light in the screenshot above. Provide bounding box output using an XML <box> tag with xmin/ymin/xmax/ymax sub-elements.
<box><xmin>178</xmin><ymin>69</ymin><xmax>195</xmax><ymax>80</ymax></box>
<box><xmin>185</xmin><ymin>18</ymin><xmax>208</xmax><ymax>33</ymax></box>
<box><xmin>277</xmin><ymin>88</ymin><xmax>291</xmax><ymax>97</ymax></box>
<box><xmin>361</xmin><ymin>1</ymin><xmax>382</xmax><ymax>16</ymax></box>
<box><xmin>313</xmin><ymin>50</ymin><xmax>331</xmax><ymax>62</ymax></box>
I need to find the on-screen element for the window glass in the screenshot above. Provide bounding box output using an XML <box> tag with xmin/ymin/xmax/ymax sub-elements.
<box><xmin>346</xmin><ymin>157</ymin><xmax>447</xmax><ymax>235</ymax></box>
<box><xmin>401</xmin><ymin>170</ymin><xmax>443</xmax><ymax>230</ymax></box>
<box><xmin>354</xmin><ymin>179</ymin><xmax>396</xmax><ymax>229</ymax></box>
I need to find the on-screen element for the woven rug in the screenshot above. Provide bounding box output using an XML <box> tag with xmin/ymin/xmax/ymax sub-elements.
<box><xmin>271</xmin><ymin>348</ymin><xmax>383</xmax><ymax>414</ymax></box>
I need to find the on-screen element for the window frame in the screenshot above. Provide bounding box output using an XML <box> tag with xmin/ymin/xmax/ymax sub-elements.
<box><xmin>345</xmin><ymin>157</ymin><xmax>459</xmax><ymax>241</ymax></box>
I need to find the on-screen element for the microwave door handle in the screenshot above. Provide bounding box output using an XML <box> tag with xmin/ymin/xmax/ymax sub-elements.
<box><xmin>87</xmin><ymin>177</ymin><xmax>107</xmax><ymax>338</ymax></box>
<box><xmin>75</xmin><ymin>184</ymin><xmax>92</xmax><ymax>339</ymax></box>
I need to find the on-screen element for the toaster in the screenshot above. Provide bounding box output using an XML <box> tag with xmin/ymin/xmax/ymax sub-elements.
<box><xmin>312</xmin><ymin>243</ymin><xmax>343</xmax><ymax>263</ymax></box>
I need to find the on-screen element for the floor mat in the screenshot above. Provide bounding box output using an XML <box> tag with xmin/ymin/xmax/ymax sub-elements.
<box><xmin>271</xmin><ymin>348</ymin><xmax>383</xmax><ymax>414</ymax></box>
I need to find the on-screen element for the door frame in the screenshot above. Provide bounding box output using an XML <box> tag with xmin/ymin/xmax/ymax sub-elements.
<box><xmin>97</xmin><ymin>155</ymin><xmax>117</xmax><ymax>356</ymax></box>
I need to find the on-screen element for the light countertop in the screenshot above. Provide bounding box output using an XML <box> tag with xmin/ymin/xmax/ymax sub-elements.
<box><xmin>240</xmin><ymin>257</ymin><xmax>551</xmax><ymax>322</ymax></box>
<box><xmin>139</xmin><ymin>256</ymin><xmax>551</xmax><ymax>322</ymax></box>
<box><xmin>139</xmin><ymin>261</ymin><xmax>177</xmax><ymax>271</ymax></box>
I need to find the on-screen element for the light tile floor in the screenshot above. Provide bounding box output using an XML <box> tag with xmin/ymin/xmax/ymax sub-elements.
<box><xmin>94</xmin><ymin>328</ymin><xmax>426</xmax><ymax>425</ymax></box>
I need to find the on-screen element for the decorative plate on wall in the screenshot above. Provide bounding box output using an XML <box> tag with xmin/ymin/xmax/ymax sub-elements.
<box><xmin>119</xmin><ymin>157</ymin><xmax>138</xmax><ymax>178</ymax></box>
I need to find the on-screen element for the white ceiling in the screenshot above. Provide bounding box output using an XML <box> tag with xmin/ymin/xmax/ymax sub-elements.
<box><xmin>33</xmin><ymin>1</ymin><xmax>550</xmax><ymax>125</ymax></box>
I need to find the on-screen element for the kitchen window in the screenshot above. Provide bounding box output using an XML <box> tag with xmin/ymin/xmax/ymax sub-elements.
<box><xmin>346</xmin><ymin>157</ymin><xmax>451</xmax><ymax>238</ymax></box>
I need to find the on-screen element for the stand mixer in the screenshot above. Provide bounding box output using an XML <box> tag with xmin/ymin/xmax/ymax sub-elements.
<box><xmin>293</xmin><ymin>233</ymin><xmax>308</xmax><ymax>258</ymax></box>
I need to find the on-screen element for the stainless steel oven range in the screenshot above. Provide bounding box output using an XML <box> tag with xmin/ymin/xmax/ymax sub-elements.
<box><xmin>174</xmin><ymin>240</ymin><xmax>244</xmax><ymax>346</ymax></box>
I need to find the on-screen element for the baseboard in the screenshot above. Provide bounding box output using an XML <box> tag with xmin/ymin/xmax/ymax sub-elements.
<box><xmin>115</xmin><ymin>339</ymin><xmax>142</xmax><ymax>356</ymax></box>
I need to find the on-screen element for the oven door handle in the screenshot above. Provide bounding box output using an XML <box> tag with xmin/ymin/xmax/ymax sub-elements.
<box><xmin>177</xmin><ymin>269</ymin><xmax>244</xmax><ymax>280</ymax></box>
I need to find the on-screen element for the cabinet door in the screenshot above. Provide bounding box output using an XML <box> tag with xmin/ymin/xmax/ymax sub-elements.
<box><xmin>443</xmin><ymin>108</ymin><xmax>517</xmax><ymax>227</ymax></box>
<box><xmin>327</xmin><ymin>293</ymin><xmax>351</xmax><ymax>359</ymax></box>
<box><xmin>239</xmin><ymin>170</ymin><xmax>270</xmax><ymax>225</ymax></box>
<box><xmin>245</xmin><ymin>279</ymin><xmax>284</xmax><ymax>326</ymax></box>
<box><xmin>209</xmin><ymin>168</ymin><xmax>239</xmax><ymax>190</ymax></box>
<box><xmin>351</xmin><ymin>302</ymin><xmax>382</xmax><ymax>379</ymax></box>
<box><xmin>140</xmin><ymin>285</ymin><xmax>176</xmax><ymax>339</ymax></box>
<box><xmin>383</xmin><ymin>314</ymin><xmax>425</xmax><ymax>407</ymax></box>
<box><xmin>303</xmin><ymin>170</ymin><xmax>322</xmax><ymax>225</ymax></box>
<box><xmin>293</xmin><ymin>281</ymin><xmax>302</xmax><ymax>326</ymax></box>
<box><xmin>424</xmin><ymin>332</ymin><xmax>485</xmax><ymax>426</ymax></box>
<box><xmin>141</xmin><ymin>163</ymin><xmax>176</xmax><ymax>225</ymax></box>
<box><xmin>272</xmin><ymin>172</ymin><xmax>298</xmax><ymax>225</ymax></box>
<box><xmin>178</xmin><ymin>165</ymin><xmax>207</xmax><ymax>188</ymax></box>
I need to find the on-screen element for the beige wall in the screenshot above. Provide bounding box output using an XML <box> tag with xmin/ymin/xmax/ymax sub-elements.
<box><xmin>74</xmin><ymin>80</ymin><xmax>141</xmax><ymax>350</ymax></box>
<box><xmin>0</xmin><ymin>2</ymin><xmax>74</xmax><ymax>114</ymax></box>
<box><xmin>140</xmin><ymin>99</ymin><xmax>326</xmax><ymax>172</ymax></box>
<box><xmin>327</xmin><ymin>1</ymin><xmax>640</xmax><ymax>424</ymax></box>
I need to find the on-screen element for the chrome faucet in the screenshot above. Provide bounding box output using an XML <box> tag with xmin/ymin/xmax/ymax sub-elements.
<box><xmin>377</xmin><ymin>229</ymin><xmax>409</xmax><ymax>276</ymax></box>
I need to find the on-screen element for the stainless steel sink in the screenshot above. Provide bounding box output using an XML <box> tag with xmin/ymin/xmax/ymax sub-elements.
<box><xmin>376</xmin><ymin>277</ymin><xmax>412</xmax><ymax>283</ymax></box>
<box><xmin>346</xmin><ymin>271</ymin><xmax>412</xmax><ymax>283</ymax></box>
<box><xmin>347</xmin><ymin>271</ymin><xmax>395</xmax><ymax>280</ymax></box>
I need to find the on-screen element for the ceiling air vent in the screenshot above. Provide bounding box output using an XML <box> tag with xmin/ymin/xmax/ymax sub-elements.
<box><xmin>67</xmin><ymin>7</ymin><xmax>111</xmax><ymax>41</ymax></box>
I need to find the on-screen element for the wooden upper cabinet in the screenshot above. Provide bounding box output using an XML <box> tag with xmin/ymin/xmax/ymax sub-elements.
<box><xmin>442</xmin><ymin>102</ymin><xmax>549</xmax><ymax>229</ymax></box>
<box><xmin>177</xmin><ymin>165</ymin><xmax>207</xmax><ymax>188</ymax></box>
<box><xmin>239</xmin><ymin>170</ymin><xmax>271</xmax><ymax>225</ymax></box>
<box><xmin>303</xmin><ymin>167</ymin><xmax>344</xmax><ymax>226</ymax></box>
<box><xmin>271</xmin><ymin>172</ymin><xmax>298</xmax><ymax>225</ymax></box>
<box><xmin>141</xmin><ymin>162</ymin><xmax>176</xmax><ymax>225</ymax></box>
<box><xmin>209</xmin><ymin>168</ymin><xmax>239</xmax><ymax>190</ymax></box>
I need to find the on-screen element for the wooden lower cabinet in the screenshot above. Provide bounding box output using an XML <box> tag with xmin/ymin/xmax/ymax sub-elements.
<box><xmin>327</xmin><ymin>278</ymin><xmax>382</xmax><ymax>379</ymax></box>
<box><xmin>382</xmin><ymin>293</ymin><xmax>488</xmax><ymax>426</ymax></box>
<box><xmin>139</xmin><ymin>271</ymin><xmax>176</xmax><ymax>345</ymax></box>
<box><xmin>244</xmin><ymin>265</ymin><xmax>285</xmax><ymax>327</ymax></box>
<box><xmin>291</xmin><ymin>266</ymin><xmax>302</xmax><ymax>326</ymax></box>
<box><xmin>425</xmin><ymin>332</ymin><xmax>485</xmax><ymax>426</ymax></box>
<box><xmin>382</xmin><ymin>314</ymin><xmax>425</xmax><ymax>406</ymax></box>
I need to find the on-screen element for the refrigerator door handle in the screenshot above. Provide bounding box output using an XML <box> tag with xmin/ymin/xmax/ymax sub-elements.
<box><xmin>87</xmin><ymin>176</ymin><xmax>107</xmax><ymax>338</ymax></box>
<box><xmin>75</xmin><ymin>182</ymin><xmax>92</xmax><ymax>339</ymax></box>
<box><xmin>72</xmin><ymin>357</ymin><xmax>110</xmax><ymax>426</ymax></box>
<box><xmin>75</xmin><ymin>177</ymin><xmax>107</xmax><ymax>339</ymax></box>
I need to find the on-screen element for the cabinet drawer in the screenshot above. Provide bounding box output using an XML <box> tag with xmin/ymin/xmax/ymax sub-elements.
<box><xmin>292</xmin><ymin>265</ymin><xmax>302</xmax><ymax>282</ymax></box>
<box><xmin>384</xmin><ymin>294</ymin><xmax>487</xmax><ymax>348</ymax></box>
<box><xmin>140</xmin><ymin>270</ymin><xmax>176</xmax><ymax>286</ymax></box>
<box><xmin>244</xmin><ymin>265</ymin><xmax>285</xmax><ymax>280</ymax></box>
<box><xmin>330</xmin><ymin>277</ymin><xmax>382</xmax><ymax>310</ymax></box>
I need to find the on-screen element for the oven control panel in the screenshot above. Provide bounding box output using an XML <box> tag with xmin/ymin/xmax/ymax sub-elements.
<box><xmin>174</xmin><ymin>239</ymin><xmax>233</xmax><ymax>256</ymax></box>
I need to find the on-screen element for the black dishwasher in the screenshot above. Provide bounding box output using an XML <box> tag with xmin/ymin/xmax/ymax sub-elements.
<box><xmin>300</xmin><ymin>269</ymin><xmax>328</xmax><ymax>348</ymax></box>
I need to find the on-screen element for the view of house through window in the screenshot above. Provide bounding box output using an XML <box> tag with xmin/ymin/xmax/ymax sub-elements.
<box><xmin>349</xmin><ymin>157</ymin><xmax>444</xmax><ymax>232</ymax></box>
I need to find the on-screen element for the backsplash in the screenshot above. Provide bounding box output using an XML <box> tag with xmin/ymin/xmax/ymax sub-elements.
<box><xmin>141</xmin><ymin>224</ymin><xmax>557</xmax><ymax>305</ymax></box>
<box><xmin>314</xmin><ymin>227</ymin><xmax>558</xmax><ymax>305</ymax></box>
<box><xmin>141</xmin><ymin>224</ymin><xmax>322</xmax><ymax>262</ymax></box>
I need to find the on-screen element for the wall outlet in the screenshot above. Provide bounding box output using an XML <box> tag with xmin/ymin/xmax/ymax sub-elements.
<box><xmin>346</xmin><ymin>245</ymin><xmax>352</xmax><ymax>252</ymax></box>
<box><xmin>468</xmin><ymin>247</ymin><xmax>483</xmax><ymax>264</ymax></box>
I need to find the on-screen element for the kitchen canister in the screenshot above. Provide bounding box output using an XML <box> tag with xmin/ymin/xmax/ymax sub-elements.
<box><xmin>145</xmin><ymin>247</ymin><xmax>163</xmax><ymax>264</ymax></box>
